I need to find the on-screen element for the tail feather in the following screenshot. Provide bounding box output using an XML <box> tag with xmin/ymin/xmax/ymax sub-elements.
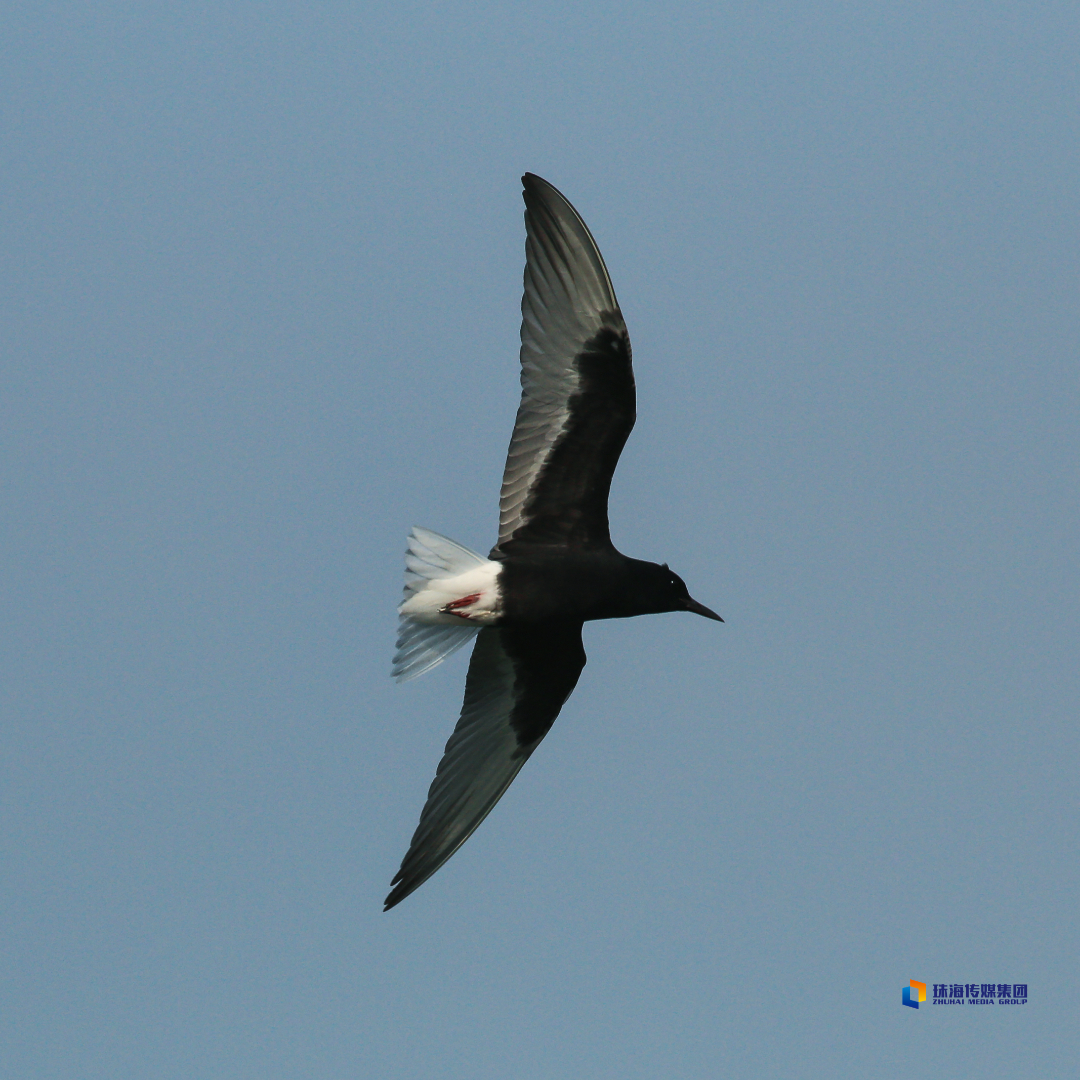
<box><xmin>404</xmin><ymin>527</ymin><xmax>487</xmax><ymax>581</ymax></box>
<box><xmin>392</xmin><ymin>619</ymin><xmax>479</xmax><ymax>682</ymax></box>
<box><xmin>392</xmin><ymin>527</ymin><xmax>487</xmax><ymax>682</ymax></box>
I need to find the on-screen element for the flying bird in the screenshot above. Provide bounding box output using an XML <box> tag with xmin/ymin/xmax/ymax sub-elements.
<box><xmin>385</xmin><ymin>174</ymin><xmax>721</xmax><ymax>910</ymax></box>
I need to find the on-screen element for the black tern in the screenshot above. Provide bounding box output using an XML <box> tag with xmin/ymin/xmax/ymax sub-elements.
<box><xmin>385</xmin><ymin>174</ymin><xmax>721</xmax><ymax>910</ymax></box>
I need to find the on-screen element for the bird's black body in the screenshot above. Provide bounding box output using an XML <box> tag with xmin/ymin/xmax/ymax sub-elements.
<box><xmin>385</xmin><ymin>174</ymin><xmax>721</xmax><ymax>911</ymax></box>
<box><xmin>496</xmin><ymin>547</ymin><xmax>710</xmax><ymax>625</ymax></box>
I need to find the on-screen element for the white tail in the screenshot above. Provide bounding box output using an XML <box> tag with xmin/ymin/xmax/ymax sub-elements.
<box><xmin>392</xmin><ymin>528</ymin><xmax>499</xmax><ymax>682</ymax></box>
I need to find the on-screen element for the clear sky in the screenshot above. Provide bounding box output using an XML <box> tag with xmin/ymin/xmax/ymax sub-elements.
<box><xmin>2</xmin><ymin>2</ymin><xmax>1078</xmax><ymax>1077</ymax></box>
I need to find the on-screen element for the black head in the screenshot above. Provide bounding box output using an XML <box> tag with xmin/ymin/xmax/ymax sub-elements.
<box><xmin>634</xmin><ymin>561</ymin><xmax>723</xmax><ymax>621</ymax></box>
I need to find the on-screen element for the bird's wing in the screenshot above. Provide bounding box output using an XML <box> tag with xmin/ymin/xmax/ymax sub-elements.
<box><xmin>384</xmin><ymin>623</ymin><xmax>586</xmax><ymax>910</ymax></box>
<box><xmin>496</xmin><ymin>174</ymin><xmax>636</xmax><ymax>552</ymax></box>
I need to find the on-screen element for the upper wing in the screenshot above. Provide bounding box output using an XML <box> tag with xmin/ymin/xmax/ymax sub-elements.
<box><xmin>384</xmin><ymin>623</ymin><xmax>586</xmax><ymax>910</ymax></box>
<box><xmin>496</xmin><ymin>174</ymin><xmax>636</xmax><ymax>552</ymax></box>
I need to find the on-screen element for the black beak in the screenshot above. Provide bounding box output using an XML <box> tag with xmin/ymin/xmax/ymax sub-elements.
<box><xmin>683</xmin><ymin>597</ymin><xmax>723</xmax><ymax>622</ymax></box>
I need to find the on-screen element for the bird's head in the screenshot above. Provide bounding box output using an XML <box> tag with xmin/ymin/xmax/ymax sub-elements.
<box><xmin>636</xmin><ymin>561</ymin><xmax>723</xmax><ymax>621</ymax></box>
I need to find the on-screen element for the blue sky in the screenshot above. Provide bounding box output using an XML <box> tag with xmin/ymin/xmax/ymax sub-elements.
<box><xmin>2</xmin><ymin>2</ymin><xmax>1077</xmax><ymax>1077</ymax></box>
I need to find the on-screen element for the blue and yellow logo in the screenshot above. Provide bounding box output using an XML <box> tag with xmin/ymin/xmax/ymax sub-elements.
<box><xmin>903</xmin><ymin>980</ymin><xmax>927</xmax><ymax>1009</ymax></box>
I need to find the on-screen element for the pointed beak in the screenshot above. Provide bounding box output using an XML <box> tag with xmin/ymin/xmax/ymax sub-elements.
<box><xmin>683</xmin><ymin>597</ymin><xmax>723</xmax><ymax>622</ymax></box>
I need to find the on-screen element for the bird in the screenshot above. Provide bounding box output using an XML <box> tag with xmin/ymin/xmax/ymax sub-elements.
<box><xmin>385</xmin><ymin>173</ymin><xmax>722</xmax><ymax>911</ymax></box>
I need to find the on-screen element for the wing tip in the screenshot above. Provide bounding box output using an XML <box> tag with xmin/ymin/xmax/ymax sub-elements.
<box><xmin>521</xmin><ymin>172</ymin><xmax>570</xmax><ymax>214</ymax></box>
<box><xmin>518</xmin><ymin>172</ymin><xmax>620</xmax><ymax>317</ymax></box>
<box><xmin>383</xmin><ymin>870</ymin><xmax>411</xmax><ymax>911</ymax></box>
